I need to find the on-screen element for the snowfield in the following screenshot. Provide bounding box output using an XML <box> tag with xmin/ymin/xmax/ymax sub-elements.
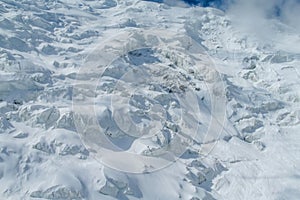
<box><xmin>0</xmin><ymin>0</ymin><xmax>300</xmax><ymax>199</ymax></box>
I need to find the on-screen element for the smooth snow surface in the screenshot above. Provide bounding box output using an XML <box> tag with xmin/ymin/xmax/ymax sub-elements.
<box><xmin>0</xmin><ymin>0</ymin><xmax>299</xmax><ymax>199</ymax></box>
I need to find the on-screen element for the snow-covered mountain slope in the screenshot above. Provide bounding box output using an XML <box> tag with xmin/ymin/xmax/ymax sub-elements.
<box><xmin>0</xmin><ymin>0</ymin><xmax>300</xmax><ymax>199</ymax></box>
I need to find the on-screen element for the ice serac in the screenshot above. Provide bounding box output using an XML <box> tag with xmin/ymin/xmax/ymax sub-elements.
<box><xmin>0</xmin><ymin>0</ymin><xmax>299</xmax><ymax>200</ymax></box>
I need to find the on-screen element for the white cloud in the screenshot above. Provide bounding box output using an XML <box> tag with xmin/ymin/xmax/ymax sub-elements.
<box><xmin>280</xmin><ymin>0</ymin><xmax>300</xmax><ymax>30</ymax></box>
<box><xmin>224</xmin><ymin>0</ymin><xmax>300</xmax><ymax>52</ymax></box>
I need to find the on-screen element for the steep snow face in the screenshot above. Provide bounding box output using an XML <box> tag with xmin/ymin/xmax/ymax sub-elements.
<box><xmin>0</xmin><ymin>0</ymin><xmax>300</xmax><ymax>199</ymax></box>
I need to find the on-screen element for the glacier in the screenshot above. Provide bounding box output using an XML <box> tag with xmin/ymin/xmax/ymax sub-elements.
<box><xmin>0</xmin><ymin>0</ymin><xmax>300</xmax><ymax>199</ymax></box>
